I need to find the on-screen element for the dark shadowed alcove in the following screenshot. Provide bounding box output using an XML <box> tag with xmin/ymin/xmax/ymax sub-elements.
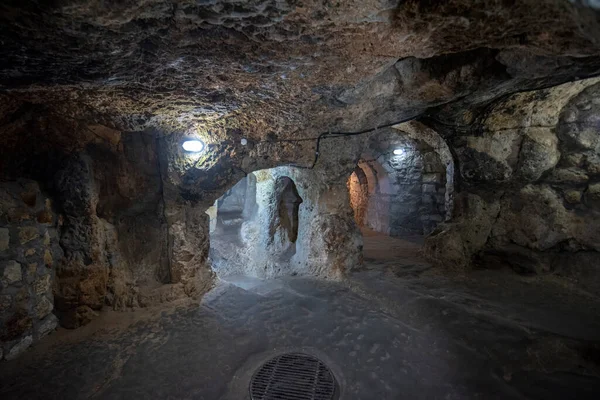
<box><xmin>271</xmin><ymin>176</ymin><xmax>303</xmax><ymax>245</ymax></box>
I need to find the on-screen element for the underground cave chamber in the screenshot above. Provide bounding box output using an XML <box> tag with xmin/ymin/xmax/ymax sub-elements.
<box><xmin>2</xmin><ymin>1</ymin><xmax>600</xmax><ymax>398</ymax></box>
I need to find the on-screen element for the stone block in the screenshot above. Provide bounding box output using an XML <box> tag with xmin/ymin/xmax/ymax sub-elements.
<box><xmin>0</xmin><ymin>228</ymin><xmax>9</xmax><ymax>251</ymax></box>
<box><xmin>585</xmin><ymin>153</ymin><xmax>600</xmax><ymax>175</ymax></box>
<box><xmin>547</xmin><ymin>168</ymin><xmax>589</xmax><ymax>184</ymax></box>
<box><xmin>33</xmin><ymin>274</ymin><xmax>51</xmax><ymax>295</ymax></box>
<box><xmin>558</xmin><ymin>107</ymin><xmax>600</xmax><ymax>150</ymax></box>
<box><xmin>43</xmin><ymin>230</ymin><xmax>51</xmax><ymax>245</ymax></box>
<box><xmin>37</xmin><ymin>314</ymin><xmax>58</xmax><ymax>337</ymax></box>
<box><xmin>43</xmin><ymin>249</ymin><xmax>53</xmax><ymax>267</ymax></box>
<box><xmin>15</xmin><ymin>286</ymin><xmax>29</xmax><ymax>303</ymax></box>
<box><xmin>422</xmin><ymin>173</ymin><xmax>442</xmax><ymax>183</ymax></box>
<box><xmin>33</xmin><ymin>275</ymin><xmax>50</xmax><ymax>295</ymax></box>
<box><xmin>562</xmin><ymin>153</ymin><xmax>585</xmax><ymax>168</ymax></box>
<box><xmin>5</xmin><ymin>335</ymin><xmax>32</xmax><ymax>361</ymax></box>
<box><xmin>2</xmin><ymin>260</ymin><xmax>22</xmax><ymax>284</ymax></box>
<box><xmin>26</xmin><ymin>263</ymin><xmax>38</xmax><ymax>283</ymax></box>
<box><xmin>422</xmin><ymin>184</ymin><xmax>437</xmax><ymax>193</ymax></box>
<box><xmin>423</xmin><ymin>227</ymin><xmax>472</xmax><ymax>270</ymax></box>
<box><xmin>35</xmin><ymin>296</ymin><xmax>53</xmax><ymax>319</ymax></box>
<box><xmin>18</xmin><ymin>227</ymin><xmax>39</xmax><ymax>244</ymax></box>
<box><xmin>0</xmin><ymin>294</ymin><xmax>12</xmax><ymax>311</ymax></box>
<box><xmin>518</xmin><ymin>128</ymin><xmax>560</xmax><ymax>181</ymax></box>
<box><xmin>584</xmin><ymin>182</ymin><xmax>600</xmax><ymax>209</ymax></box>
<box><xmin>421</xmin><ymin>195</ymin><xmax>433</xmax><ymax>204</ymax></box>
<box><xmin>20</xmin><ymin>190</ymin><xmax>37</xmax><ymax>207</ymax></box>
<box><xmin>564</xmin><ymin>189</ymin><xmax>582</xmax><ymax>204</ymax></box>
<box><xmin>8</xmin><ymin>208</ymin><xmax>31</xmax><ymax>222</ymax></box>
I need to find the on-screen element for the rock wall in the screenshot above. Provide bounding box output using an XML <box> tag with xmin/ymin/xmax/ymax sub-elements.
<box><xmin>163</xmin><ymin>200</ymin><xmax>214</xmax><ymax>301</ymax></box>
<box><xmin>52</xmin><ymin>132</ymin><xmax>183</xmax><ymax>328</ymax></box>
<box><xmin>0</xmin><ymin>180</ymin><xmax>62</xmax><ymax>360</ymax></box>
<box><xmin>0</xmin><ymin>114</ymin><xmax>218</xmax><ymax>342</ymax></box>
<box><xmin>424</xmin><ymin>78</ymin><xmax>600</xmax><ymax>294</ymax></box>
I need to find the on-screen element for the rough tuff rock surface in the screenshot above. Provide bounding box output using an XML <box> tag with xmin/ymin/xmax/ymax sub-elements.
<box><xmin>424</xmin><ymin>78</ymin><xmax>600</xmax><ymax>295</ymax></box>
<box><xmin>2</xmin><ymin>1</ymin><xmax>600</xmax><ymax>136</ymax></box>
<box><xmin>1</xmin><ymin>0</ymin><xmax>600</xmax><ymax>357</ymax></box>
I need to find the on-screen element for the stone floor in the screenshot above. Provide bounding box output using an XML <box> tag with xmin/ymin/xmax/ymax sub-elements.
<box><xmin>1</xmin><ymin>231</ymin><xmax>600</xmax><ymax>399</ymax></box>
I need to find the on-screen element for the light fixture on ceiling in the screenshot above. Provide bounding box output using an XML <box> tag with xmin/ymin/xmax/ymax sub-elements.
<box><xmin>182</xmin><ymin>139</ymin><xmax>205</xmax><ymax>153</ymax></box>
<box><xmin>393</xmin><ymin>148</ymin><xmax>405</xmax><ymax>156</ymax></box>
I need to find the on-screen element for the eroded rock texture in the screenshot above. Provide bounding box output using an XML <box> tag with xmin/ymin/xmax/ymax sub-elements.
<box><xmin>1</xmin><ymin>0</ymin><xmax>600</xmax><ymax>359</ymax></box>
<box><xmin>53</xmin><ymin>133</ymin><xmax>178</xmax><ymax>328</ymax></box>
<box><xmin>424</xmin><ymin>78</ymin><xmax>600</xmax><ymax>294</ymax></box>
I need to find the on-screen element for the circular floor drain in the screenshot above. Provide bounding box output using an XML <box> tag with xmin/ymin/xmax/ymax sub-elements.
<box><xmin>250</xmin><ymin>352</ymin><xmax>336</xmax><ymax>400</ymax></box>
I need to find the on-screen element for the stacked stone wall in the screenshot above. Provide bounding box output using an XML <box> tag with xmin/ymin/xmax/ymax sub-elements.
<box><xmin>0</xmin><ymin>180</ymin><xmax>61</xmax><ymax>360</ymax></box>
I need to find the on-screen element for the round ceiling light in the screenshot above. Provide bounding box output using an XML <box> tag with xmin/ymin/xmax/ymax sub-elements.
<box><xmin>393</xmin><ymin>148</ymin><xmax>405</xmax><ymax>156</ymax></box>
<box><xmin>182</xmin><ymin>140</ymin><xmax>205</xmax><ymax>152</ymax></box>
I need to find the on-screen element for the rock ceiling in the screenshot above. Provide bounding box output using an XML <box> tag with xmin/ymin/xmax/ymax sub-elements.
<box><xmin>1</xmin><ymin>0</ymin><xmax>600</xmax><ymax>140</ymax></box>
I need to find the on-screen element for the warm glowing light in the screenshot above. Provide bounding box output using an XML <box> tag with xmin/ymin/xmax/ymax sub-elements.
<box><xmin>182</xmin><ymin>140</ymin><xmax>205</xmax><ymax>152</ymax></box>
<box><xmin>393</xmin><ymin>148</ymin><xmax>405</xmax><ymax>156</ymax></box>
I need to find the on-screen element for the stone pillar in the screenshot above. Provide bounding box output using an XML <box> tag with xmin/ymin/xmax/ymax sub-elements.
<box><xmin>164</xmin><ymin>199</ymin><xmax>215</xmax><ymax>298</ymax></box>
<box><xmin>54</xmin><ymin>154</ymin><xmax>108</xmax><ymax>329</ymax></box>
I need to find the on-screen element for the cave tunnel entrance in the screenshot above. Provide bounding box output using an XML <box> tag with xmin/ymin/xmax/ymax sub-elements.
<box><xmin>208</xmin><ymin>169</ymin><xmax>303</xmax><ymax>280</ymax></box>
<box><xmin>348</xmin><ymin>137</ymin><xmax>451</xmax><ymax>240</ymax></box>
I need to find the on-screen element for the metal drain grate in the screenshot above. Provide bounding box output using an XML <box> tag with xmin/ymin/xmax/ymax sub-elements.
<box><xmin>250</xmin><ymin>352</ymin><xmax>336</xmax><ymax>400</ymax></box>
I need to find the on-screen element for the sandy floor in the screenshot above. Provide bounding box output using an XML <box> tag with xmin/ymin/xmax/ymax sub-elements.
<box><xmin>1</xmin><ymin>232</ymin><xmax>600</xmax><ymax>399</ymax></box>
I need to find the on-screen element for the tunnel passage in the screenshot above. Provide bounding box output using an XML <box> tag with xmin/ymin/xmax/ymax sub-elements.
<box><xmin>208</xmin><ymin>169</ymin><xmax>304</xmax><ymax>278</ymax></box>
<box><xmin>348</xmin><ymin>136</ymin><xmax>451</xmax><ymax>237</ymax></box>
<box><xmin>210</xmin><ymin>173</ymin><xmax>257</xmax><ymax>238</ymax></box>
<box><xmin>208</xmin><ymin>173</ymin><xmax>257</xmax><ymax>277</ymax></box>
<box><xmin>348</xmin><ymin>167</ymin><xmax>369</xmax><ymax>227</ymax></box>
